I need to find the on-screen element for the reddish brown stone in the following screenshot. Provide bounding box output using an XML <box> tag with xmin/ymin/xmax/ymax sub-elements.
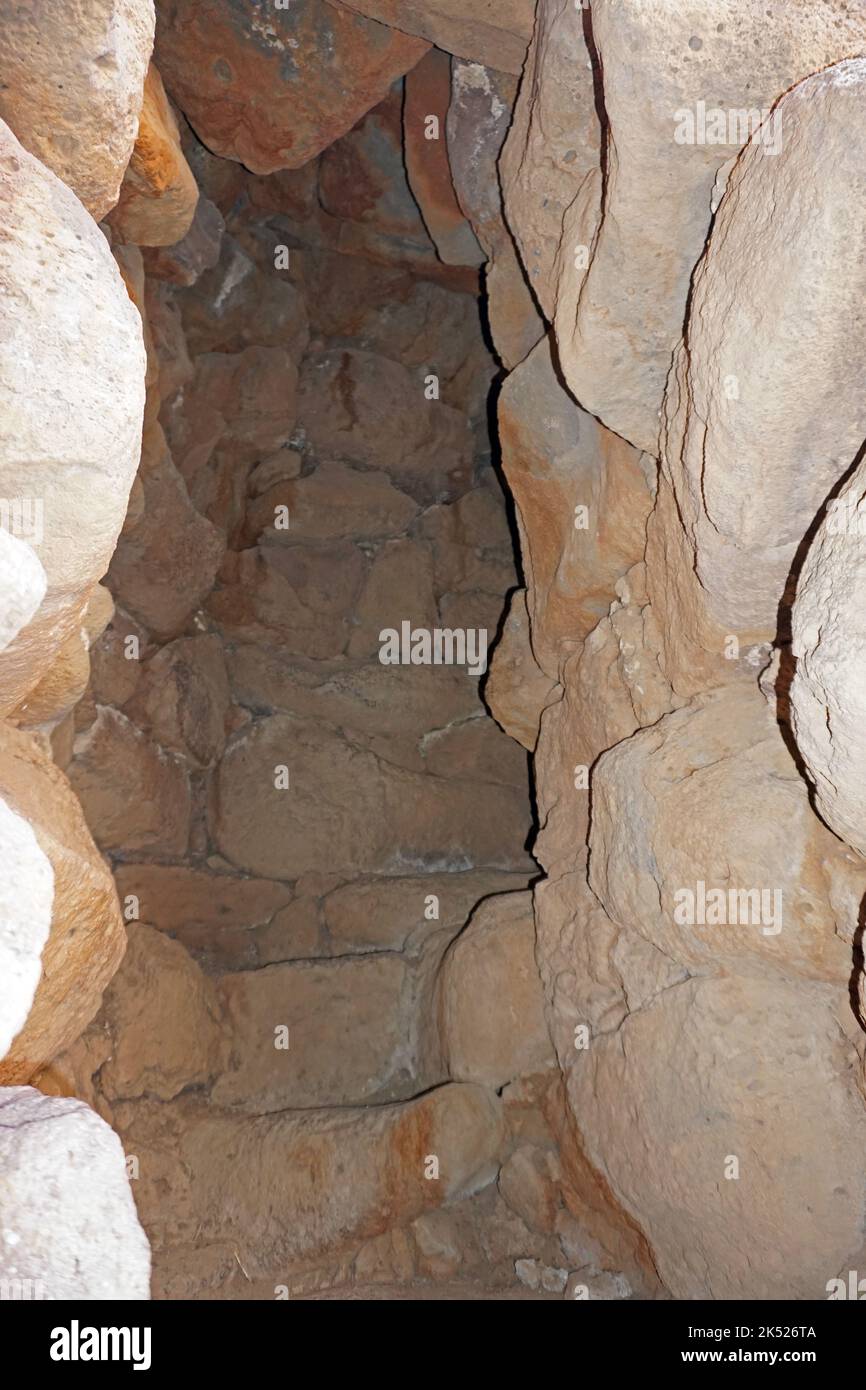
<box><xmin>154</xmin><ymin>0</ymin><xmax>429</xmax><ymax>174</ymax></box>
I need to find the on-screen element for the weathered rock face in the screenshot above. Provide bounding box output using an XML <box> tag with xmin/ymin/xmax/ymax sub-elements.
<box><xmin>331</xmin><ymin>0</ymin><xmax>534</xmax><ymax>75</ymax></box>
<box><xmin>0</xmin><ymin>798</ymin><xmax>54</xmax><ymax>1062</ymax></box>
<box><xmin>438</xmin><ymin>892</ymin><xmax>554</xmax><ymax>1089</ymax></box>
<box><xmin>494</xmin><ymin>14</ymin><xmax>866</xmax><ymax>1303</ymax></box>
<box><xmin>539</xmin><ymin>0</ymin><xmax>866</xmax><ymax>454</ymax></box>
<box><xmin>0</xmin><ymin>1087</ymin><xmax>150</xmax><ymax>1299</ymax></box>
<box><xmin>564</xmin><ymin>968</ymin><xmax>866</xmax><ymax>1300</ymax></box>
<box><xmin>107</xmin><ymin>62</ymin><xmax>199</xmax><ymax>247</ymax></box>
<box><xmin>649</xmin><ymin>60</ymin><xmax>866</xmax><ymax>694</ymax></box>
<box><xmin>0</xmin><ymin>120</ymin><xmax>147</xmax><ymax>715</ymax></box>
<box><xmin>790</xmin><ymin>451</ymin><xmax>866</xmax><ymax>860</ymax></box>
<box><xmin>154</xmin><ymin>0</ymin><xmax>429</xmax><ymax>173</ymax></box>
<box><xmin>499</xmin><ymin>0</ymin><xmax>599</xmax><ymax>323</ymax></box>
<box><xmin>404</xmin><ymin>49</ymin><xmax>483</xmax><ymax>268</ymax></box>
<box><xmin>0</xmin><ymin>0</ymin><xmax>155</xmax><ymax>219</ymax></box>
<box><xmin>448</xmin><ymin>60</ymin><xmax>542</xmax><ymax>367</ymax></box>
<box><xmin>499</xmin><ymin>335</ymin><xmax>654</xmax><ymax>681</ymax></box>
<box><xmin>0</xmin><ymin>723</ymin><xmax>125</xmax><ymax>1085</ymax></box>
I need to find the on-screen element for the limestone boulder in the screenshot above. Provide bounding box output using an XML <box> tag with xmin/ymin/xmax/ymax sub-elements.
<box><xmin>565</xmin><ymin>974</ymin><xmax>866</xmax><ymax>1300</ymax></box>
<box><xmin>448</xmin><ymin>60</ymin><xmax>542</xmax><ymax>368</ymax></box>
<box><xmin>12</xmin><ymin>584</ymin><xmax>115</xmax><ymax>731</ymax></box>
<box><xmin>207</xmin><ymin>540</ymin><xmax>366</xmax><ymax>659</ymax></box>
<box><xmin>0</xmin><ymin>121</ymin><xmax>146</xmax><ymax>714</ymax></box>
<box><xmin>485</xmin><ymin>589</ymin><xmax>557</xmax><ymax>752</ymax></box>
<box><xmin>0</xmin><ymin>530</ymin><xmax>46</xmax><ymax>659</ymax></box>
<box><xmin>213</xmin><ymin>947</ymin><xmax>443</xmax><ymax>1111</ymax></box>
<box><xmin>317</xmin><ymin>84</ymin><xmax>440</xmax><ymax>272</ymax></box>
<box><xmin>0</xmin><ymin>723</ymin><xmax>125</xmax><ymax>1085</ymax></box>
<box><xmin>331</xmin><ymin>0</ymin><xmax>534</xmax><ymax>75</ymax></box>
<box><xmin>648</xmin><ymin>61</ymin><xmax>866</xmax><ymax>693</ymax></box>
<box><xmin>552</xmin><ymin>2</ymin><xmax>866</xmax><ymax>453</ymax></box>
<box><xmin>0</xmin><ymin>798</ymin><xmax>53</xmax><ymax>1062</ymax></box>
<box><xmin>0</xmin><ymin>1087</ymin><xmax>150</xmax><ymax>1299</ymax></box>
<box><xmin>438</xmin><ymin>891</ymin><xmax>554</xmax><ymax>1089</ymax></box>
<box><xmin>228</xmin><ymin>645</ymin><xmax>483</xmax><ymax>743</ymax></box>
<box><xmin>154</xmin><ymin>0</ymin><xmax>429</xmax><ymax>173</ymax></box>
<box><xmin>0</xmin><ymin>0</ymin><xmax>154</xmax><ymax>219</ymax></box>
<box><xmin>107</xmin><ymin>62</ymin><xmax>198</xmax><ymax>247</ymax></box>
<box><xmin>177</xmin><ymin>235</ymin><xmax>309</xmax><ymax>357</ymax></box>
<box><xmin>243</xmin><ymin>459</ymin><xmax>418</xmax><ymax>548</ymax></box>
<box><xmin>322</xmin><ymin>870</ymin><xmax>531</xmax><ymax>954</ymax></box>
<box><xmin>97</xmin><ymin>925</ymin><xmax>225</xmax><ymax>1102</ymax></box>
<box><xmin>125</xmin><ymin>634</ymin><xmax>230</xmax><ymax>768</ymax></box>
<box><xmin>107</xmin><ymin>420</ymin><xmax>225</xmax><ymax>641</ymax></box>
<box><xmin>588</xmin><ymin>684</ymin><xmax>862</xmax><ymax>984</ymax></box>
<box><xmin>164</xmin><ymin>346</ymin><xmax>298</xmax><ymax>535</ymax></box>
<box><xmin>790</xmin><ymin>453</ymin><xmax>866</xmax><ymax>859</ymax></box>
<box><xmin>500</xmin><ymin>0</ymin><xmax>600</xmax><ymax>322</ymax></box>
<box><xmin>113</xmin><ymin>863</ymin><xmax>293</xmax><ymax>938</ymax></box>
<box><xmin>499</xmin><ymin>336</ymin><xmax>654</xmax><ymax>681</ymax></box>
<box><xmin>142</xmin><ymin>195</ymin><xmax>225</xmax><ymax>287</ymax></box>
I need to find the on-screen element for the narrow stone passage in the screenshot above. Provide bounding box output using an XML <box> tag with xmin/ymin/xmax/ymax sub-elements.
<box><xmin>33</xmin><ymin>81</ymin><xmax>576</xmax><ymax>1301</ymax></box>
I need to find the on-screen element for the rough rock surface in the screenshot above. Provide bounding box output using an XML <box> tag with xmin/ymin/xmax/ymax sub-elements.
<box><xmin>154</xmin><ymin>0</ymin><xmax>429</xmax><ymax>173</ymax></box>
<box><xmin>790</xmin><ymin>452</ymin><xmax>866</xmax><ymax>859</ymax></box>
<box><xmin>0</xmin><ymin>0</ymin><xmax>154</xmax><ymax>219</ymax></box>
<box><xmin>404</xmin><ymin>49</ymin><xmax>483</xmax><ymax>268</ymax></box>
<box><xmin>118</xmin><ymin>1082</ymin><xmax>503</xmax><ymax>1276</ymax></box>
<box><xmin>438</xmin><ymin>892</ymin><xmax>553</xmax><ymax>1089</ymax></box>
<box><xmin>545</xmin><ymin>0</ymin><xmax>866</xmax><ymax>454</ymax></box>
<box><xmin>499</xmin><ymin>336</ymin><xmax>653</xmax><ymax>681</ymax></box>
<box><xmin>97</xmin><ymin>925</ymin><xmax>224</xmax><ymax>1102</ymax></box>
<box><xmin>0</xmin><ymin>798</ymin><xmax>54</xmax><ymax>1061</ymax></box>
<box><xmin>0</xmin><ymin>120</ymin><xmax>146</xmax><ymax>715</ymax></box>
<box><xmin>0</xmin><ymin>529</ymin><xmax>46</xmax><ymax>659</ymax></box>
<box><xmin>0</xmin><ymin>724</ymin><xmax>125</xmax><ymax>1085</ymax></box>
<box><xmin>0</xmin><ymin>1087</ymin><xmax>150</xmax><ymax>1299</ymax></box>
<box><xmin>500</xmin><ymin>0</ymin><xmax>599</xmax><ymax>322</ymax></box>
<box><xmin>448</xmin><ymin>60</ymin><xmax>542</xmax><ymax>368</ymax></box>
<box><xmin>107</xmin><ymin>62</ymin><xmax>199</xmax><ymax>247</ymax></box>
<box><xmin>648</xmin><ymin>61</ymin><xmax>866</xmax><ymax>692</ymax></box>
<box><xmin>564</xmin><ymin>972</ymin><xmax>866</xmax><ymax>1300</ymax></box>
<box><xmin>588</xmin><ymin>684</ymin><xmax>856</xmax><ymax>985</ymax></box>
<box><xmin>331</xmin><ymin>0</ymin><xmax>534</xmax><ymax>75</ymax></box>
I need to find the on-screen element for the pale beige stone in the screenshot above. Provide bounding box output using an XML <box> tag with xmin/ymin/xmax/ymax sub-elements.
<box><xmin>0</xmin><ymin>1087</ymin><xmax>151</xmax><ymax>1300</ymax></box>
<box><xmin>0</xmin><ymin>0</ymin><xmax>154</xmax><ymax>218</ymax></box>
<box><xmin>790</xmin><ymin>451</ymin><xmax>866</xmax><ymax>860</ymax></box>
<box><xmin>552</xmin><ymin>1</ymin><xmax>866</xmax><ymax>453</ymax></box>
<box><xmin>0</xmin><ymin>121</ymin><xmax>146</xmax><ymax>714</ymax></box>
<box><xmin>69</xmin><ymin>706</ymin><xmax>191</xmax><ymax>856</ymax></box>
<box><xmin>647</xmin><ymin>61</ymin><xmax>866</xmax><ymax>693</ymax></box>
<box><xmin>98</xmin><ymin>925</ymin><xmax>225</xmax><ymax>1102</ymax></box>
<box><xmin>0</xmin><ymin>724</ymin><xmax>125</xmax><ymax>1085</ymax></box>
<box><xmin>438</xmin><ymin>891</ymin><xmax>554</xmax><ymax>1089</ymax></box>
